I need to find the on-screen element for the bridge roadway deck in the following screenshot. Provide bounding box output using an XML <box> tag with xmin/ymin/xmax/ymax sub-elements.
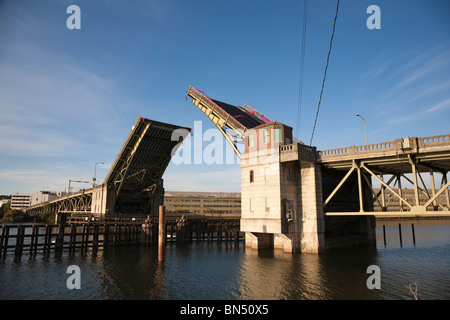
<box><xmin>280</xmin><ymin>134</ymin><xmax>450</xmax><ymax>217</ymax></box>
<box><xmin>317</xmin><ymin>134</ymin><xmax>450</xmax><ymax>173</ymax></box>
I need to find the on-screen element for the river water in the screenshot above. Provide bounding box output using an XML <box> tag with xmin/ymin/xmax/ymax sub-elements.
<box><xmin>0</xmin><ymin>219</ymin><xmax>449</xmax><ymax>301</ymax></box>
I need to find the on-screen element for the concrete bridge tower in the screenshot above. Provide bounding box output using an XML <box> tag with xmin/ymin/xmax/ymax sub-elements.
<box><xmin>240</xmin><ymin>121</ymin><xmax>326</xmax><ymax>253</ymax></box>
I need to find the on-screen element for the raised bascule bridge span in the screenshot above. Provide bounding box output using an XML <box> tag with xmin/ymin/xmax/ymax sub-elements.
<box><xmin>186</xmin><ymin>85</ymin><xmax>303</xmax><ymax>157</ymax></box>
<box><xmin>186</xmin><ymin>86</ymin><xmax>450</xmax><ymax>253</ymax></box>
<box><xmin>24</xmin><ymin>116</ymin><xmax>190</xmax><ymax>221</ymax></box>
<box><xmin>23</xmin><ymin>87</ymin><xmax>450</xmax><ymax>253</ymax></box>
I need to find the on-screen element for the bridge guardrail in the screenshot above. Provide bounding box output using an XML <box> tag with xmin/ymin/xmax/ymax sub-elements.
<box><xmin>317</xmin><ymin>134</ymin><xmax>450</xmax><ymax>162</ymax></box>
<box><xmin>419</xmin><ymin>134</ymin><xmax>450</xmax><ymax>149</ymax></box>
<box><xmin>279</xmin><ymin>143</ymin><xmax>317</xmax><ymax>162</ymax></box>
<box><xmin>187</xmin><ymin>86</ymin><xmax>247</xmax><ymax>132</ymax></box>
<box><xmin>318</xmin><ymin>140</ymin><xmax>396</xmax><ymax>158</ymax></box>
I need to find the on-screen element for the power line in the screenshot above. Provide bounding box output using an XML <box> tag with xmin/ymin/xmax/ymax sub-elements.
<box><xmin>309</xmin><ymin>0</ymin><xmax>340</xmax><ymax>146</ymax></box>
<box><xmin>296</xmin><ymin>0</ymin><xmax>308</xmax><ymax>139</ymax></box>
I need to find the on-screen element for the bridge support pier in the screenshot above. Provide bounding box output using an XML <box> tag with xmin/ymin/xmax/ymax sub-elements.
<box><xmin>241</xmin><ymin>158</ymin><xmax>326</xmax><ymax>253</ymax></box>
<box><xmin>240</xmin><ymin>122</ymin><xmax>327</xmax><ymax>254</ymax></box>
<box><xmin>298</xmin><ymin>161</ymin><xmax>326</xmax><ymax>253</ymax></box>
<box><xmin>239</xmin><ymin>121</ymin><xmax>380</xmax><ymax>254</ymax></box>
<box><xmin>245</xmin><ymin>232</ymin><xmax>274</xmax><ymax>250</ymax></box>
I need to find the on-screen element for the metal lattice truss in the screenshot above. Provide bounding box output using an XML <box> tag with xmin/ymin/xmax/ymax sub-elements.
<box><xmin>25</xmin><ymin>189</ymin><xmax>94</xmax><ymax>216</ymax></box>
<box><xmin>57</xmin><ymin>191</ymin><xmax>92</xmax><ymax>213</ymax></box>
<box><xmin>104</xmin><ymin>116</ymin><xmax>190</xmax><ymax>214</ymax></box>
<box><xmin>24</xmin><ymin>116</ymin><xmax>190</xmax><ymax>217</ymax></box>
<box><xmin>320</xmin><ymin>135</ymin><xmax>450</xmax><ymax>217</ymax></box>
<box><xmin>186</xmin><ymin>86</ymin><xmax>270</xmax><ymax>157</ymax></box>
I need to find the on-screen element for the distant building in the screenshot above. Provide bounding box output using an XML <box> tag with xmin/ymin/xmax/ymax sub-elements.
<box><xmin>10</xmin><ymin>193</ymin><xmax>31</xmax><ymax>210</ymax></box>
<box><xmin>164</xmin><ymin>191</ymin><xmax>241</xmax><ymax>216</ymax></box>
<box><xmin>30</xmin><ymin>191</ymin><xmax>59</xmax><ymax>207</ymax></box>
<box><xmin>10</xmin><ymin>190</ymin><xmax>67</xmax><ymax>210</ymax></box>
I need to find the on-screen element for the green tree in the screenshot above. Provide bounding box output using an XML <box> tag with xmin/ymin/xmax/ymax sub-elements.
<box><xmin>1</xmin><ymin>210</ymin><xmax>32</xmax><ymax>223</ymax></box>
<box><xmin>38</xmin><ymin>203</ymin><xmax>55</xmax><ymax>224</ymax></box>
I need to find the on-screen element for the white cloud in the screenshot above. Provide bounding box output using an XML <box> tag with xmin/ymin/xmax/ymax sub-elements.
<box><xmin>0</xmin><ymin>124</ymin><xmax>83</xmax><ymax>157</ymax></box>
<box><xmin>410</xmin><ymin>80</ymin><xmax>450</xmax><ymax>101</ymax></box>
<box><xmin>0</xmin><ymin>35</ymin><xmax>129</xmax><ymax>193</ymax></box>
<box><xmin>0</xmin><ymin>165</ymin><xmax>87</xmax><ymax>194</ymax></box>
<box><xmin>0</xmin><ymin>38</ymin><xmax>125</xmax><ymax>158</ymax></box>
<box><xmin>427</xmin><ymin>98</ymin><xmax>450</xmax><ymax>113</ymax></box>
<box><xmin>394</xmin><ymin>48</ymin><xmax>450</xmax><ymax>89</ymax></box>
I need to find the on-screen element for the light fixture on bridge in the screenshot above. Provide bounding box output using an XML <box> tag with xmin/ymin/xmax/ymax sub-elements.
<box><xmin>68</xmin><ymin>179</ymin><xmax>90</xmax><ymax>194</ymax></box>
<box><xmin>356</xmin><ymin>113</ymin><xmax>368</xmax><ymax>146</ymax></box>
<box><xmin>93</xmin><ymin>162</ymin><xmax>104</xmax><ymax>187</ymax></box>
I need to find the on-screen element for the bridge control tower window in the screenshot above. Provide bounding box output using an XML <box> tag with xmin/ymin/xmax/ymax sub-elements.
<box><xmin>248</xmin><ymin>134</ymin><xmax>254</xmax><ymax>147</ymax></box>
<box><xmin>263</xmin><ymin>129</ymin><xmax>269</xmax><ymax>144</ymax></box>
<box><xmin>249</xmin><ymin>170</ymin><xmax>254</xmax><ymax>183</ymax></box>
<box><xmin>274</xmin><ymin>128</ymin><xmax>283</xmax><ymax>142</ymax></box>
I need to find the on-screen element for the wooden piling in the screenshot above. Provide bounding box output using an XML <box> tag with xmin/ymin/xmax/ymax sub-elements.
<box><xmin>69</xmin><ymin>224</ymin><xmax>76</xmax><ymax>252</ymax></box>
<box><xmin>93</xmin><ymin>224</ymin><xmax>99</xmax><ymax>249</ymax></box>
<box><xmin>81</xmin><ymin>224</ymin><xmax>87</xmax><ymax>250</ymax></box>
<box><xmin>104</xmin><ymin>224</ymin><xmax>109</xmax><ymax>246</ymax></box>
<box><xmin>0</xmin><ymin>217</ymin><xmax>242</xmax><ymax>255</ymax></box>
<box><xmin>0</xmin><ymin>225</ymin><xmax>4</xmax><ymax>254</ymax></box>
<box><xmin>2</xmin><ymin>226</ymin><xmax>9</xmax><ymax>256</ymax></box>
<box><xmin>158</xmin><ymin>205</ymin><xmax>166</xmax><ymax>261</ymax></box>
<box><xmin>218</xmin><ymin>225</ymin><xmax>222</xmax><ymax>242</ymax></box>
<box><xmin>30</xmin><ymin>225</ymin><xmax>38</xmax><ymax>254</ymax></box>
<box><xmin>383</xmin><ymin>225</ymin><xmax>386</xmax><ymax>246</ymax></box>
<box><xmin>169</xmin><ymin>222</ymin><xmax>174</xmax><ymax>244</ymax></box>
<box><xmin>411</xmin><ymin>223</ymin><xmax>416</xmax><ymax>245</ymax></box>
<box><xmin>44</xmin><ymin>225</ymin><xmax>51</xmax><ymax>253</ymax></box>
<box><xmin>15</xmin><ymin>225</ymin><xmax>24</xmax><ymax>255</ymax></box>
<box><xmin>398</xmin><ymin>223</ymin><xmax>403</xmax><ymax>246</ymax></box>
<box><xmin>113</xmin><ymin>224</ymin><xmax>119</xmax><ymax>246</ymax></box>
<box><xmin>55</xmin><ymin>224</ymin><xmax>64</xmax><ymax>253</ymax></box>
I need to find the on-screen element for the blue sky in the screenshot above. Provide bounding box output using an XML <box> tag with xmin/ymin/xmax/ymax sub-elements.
<box><xmin>0</xmin><ymin>0</ymin><xmax>449</xmax><ymax>195</ymax></box>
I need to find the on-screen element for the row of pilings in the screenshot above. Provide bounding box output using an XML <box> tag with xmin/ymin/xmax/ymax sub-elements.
<box><xmin>0</xmin><ymin>212</ymin><xmax>242</xmax><ymax>257</ymax></box>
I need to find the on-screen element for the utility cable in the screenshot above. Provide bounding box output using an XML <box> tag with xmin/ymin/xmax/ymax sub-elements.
<box><xmin>296</xmin><ymin>0</ymin><xmax>308</xmax><ymax>139</ymax></box>
<box><xmin>309</xmin><ymin>0</ymin><xmax>340</xmax><ymax>146</ymax></box>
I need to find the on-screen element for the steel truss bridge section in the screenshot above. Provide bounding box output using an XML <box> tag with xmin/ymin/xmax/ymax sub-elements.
<box><xmin>24</xmin><ymin>116</ymin><xmax>190</xmax><ymax>217</ymax></box>
<box><xmin>104</xmin><ymin>116</ymin><xmax>191</xmax><ymax>215</ymax></box>
<box><xmin>186</xmin><ymin>86</ymin><xmax>270</xmax><ymax>157</ymax></box>
<box><xmin>25</xmin><ymin>188</ymin><xmax>93</xmax><ymax>216</ymax></box>
<box><xmin>319</xmin><ymin>135</ymin><xmax>450</xmax><ymax>217</ymax></box>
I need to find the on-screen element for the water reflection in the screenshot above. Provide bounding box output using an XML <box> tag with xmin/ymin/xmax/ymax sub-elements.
<box><xmin>376</xmin><ymin>219</ymin><xmax>450</xmax><ymax>249</ymax></box>
<box><xmin>1</xmin><ymin>220</ymin><xmax>449</xmax><ymax>300</ymax></box>
<box><xmin>235</xmin><ymin>246</ymin><xmax>381</xmax><ymax>300</ymax></box>
<box><xmin>93</xmin><ymin>246</ymin><xmax>165</xmax><ymax>299</ymax></box>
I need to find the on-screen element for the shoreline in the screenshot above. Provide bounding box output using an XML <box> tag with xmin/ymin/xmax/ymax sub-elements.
<box><xmin>375</xmin><ymin>215</ymin><xmax>450</xmax><ymax>222</ymax></box>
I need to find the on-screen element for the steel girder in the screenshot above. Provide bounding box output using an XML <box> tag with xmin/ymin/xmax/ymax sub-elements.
<box><xmin>324</xmin><ymin>155</ymin><xmax>450</xmax><ymax>217</ymax></box>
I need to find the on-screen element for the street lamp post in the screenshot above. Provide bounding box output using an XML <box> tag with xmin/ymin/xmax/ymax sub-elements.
<box><xmin>356</xmin><ymin>114</ymin><xmax>368</xmax><ymax>146</ymax></box>
<box><xmin>93</xmin><ymin>162</ymin><xmax>104</xmax><ymax>187</ymax></box>
<box><xmin>68</xmin><ymin>180</ymin><xmax>90</xmax><ymax>194</ymax></box>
